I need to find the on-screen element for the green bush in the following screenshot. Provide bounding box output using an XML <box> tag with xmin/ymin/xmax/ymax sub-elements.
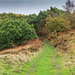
<box><xmin>0</xmin><ymin>19</ymin><xmax>38</xmax><ymax>50</ymax></box>
<box><xmin>45</xmin><ymin>15</ymin><xmax>71</xmax><ymax>33</ymax></box>
<box><xmin>68</xmin><ymin>13</ymin><xmax>75</xmax><ymax>29</ymax></box>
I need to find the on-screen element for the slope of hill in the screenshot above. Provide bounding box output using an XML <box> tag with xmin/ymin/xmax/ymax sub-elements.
<box><xmin>0</xmin><ymin>39</ymin><xmax>43</xmax><ymax>74</ymax></box>
<box><xmin>24</xmin><ymin>43</ymin><xmax>74</xmax><ymax>75</ymax></box>
<box><xmin>54</xmin><ymin>29</ymin><xmax>75</xmax><ymax>52</ymax></box>
<box><xmin>55</xmin><ymin>30</ymin><xmax>75</xmax><ymax>73</ymax></box>
<box><xmin>44</xmin><ymin>29</ymin><xmax>75</xmax><ymax>74</ymax></box>
<box><xmin>0</xmin><ymin>30</ymin><xmax>75</xmax><ymax>75</ymax></box>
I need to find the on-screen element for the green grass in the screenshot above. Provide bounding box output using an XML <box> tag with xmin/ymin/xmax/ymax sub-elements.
<box><xmin>0</xmin><ymin>43</ymin><xmax>74</xmax><ymax>75</ymax></box>
<box><xmin>24</xmin><ymin>43</ymin><xmax>73</xmax><ymax>75</ymax></box>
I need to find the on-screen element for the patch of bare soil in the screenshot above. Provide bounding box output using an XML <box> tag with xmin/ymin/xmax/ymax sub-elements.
<box><xmin>0</xmin><ymin>39</ymin><xmax>43</xmax><ymax>73</ymax></box>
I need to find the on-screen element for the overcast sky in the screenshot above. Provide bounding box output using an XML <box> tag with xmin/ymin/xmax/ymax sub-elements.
<box><xmin>0</xmin><ymin>0</ymin><xmax>75</xmax><ymax>15</ymax></box>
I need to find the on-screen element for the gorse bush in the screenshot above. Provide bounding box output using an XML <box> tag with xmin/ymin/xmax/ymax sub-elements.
<box><xmin>45</xmin><ymin>15</ymin><xmax>71</xmax><ymax>33</ymax></box>
<box><xmin>68</xmin><ymin>13</ymin><xmax>75</xmax><ymax>29</ymax></box>
<box><xmin>0</xmin><ymin>19</ymin><xmax>38</xmax><ymax>50</ymax></box>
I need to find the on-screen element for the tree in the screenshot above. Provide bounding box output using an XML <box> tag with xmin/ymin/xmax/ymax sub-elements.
<box><xmin>63</xmin><ymin>0</ymin><xmax>75</xmax><ymax>13</ymax></box>
<box><xmin>50</xmin><ymin>7</ymin><xmax>65</xmax><ymax>16</ymax></box>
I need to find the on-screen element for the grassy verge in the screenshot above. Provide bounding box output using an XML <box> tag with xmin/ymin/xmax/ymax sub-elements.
<box><xmin>0</xmin><ymin>48</ymin><xmax>43</xmax><ymax>75</ymax></box>
<box><xmin>0</xmin><ymin>43</ymin><xmax>74</xmax><ymax>75</ymax></box>
<box><xmin>25</xmin><ymin>43</ymin><xmax>74</xmax><ymax>75</ymax></box>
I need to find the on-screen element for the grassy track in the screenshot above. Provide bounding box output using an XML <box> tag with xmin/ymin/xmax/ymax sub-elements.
<box><xmin>0</xmin><ymin>43</ymin><xmax>74</xmax><ymax>75</ymax></box>
<box><xmin>24</xmin><ymin>43</ymin><xmax>72</xmax><ymax>75</ymax></box>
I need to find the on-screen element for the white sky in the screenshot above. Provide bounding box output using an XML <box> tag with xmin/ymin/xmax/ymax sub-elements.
<box><xmin>0</xmin><ymin>0</ymin><xmax>75</xmax><ymax>15</ymax></box>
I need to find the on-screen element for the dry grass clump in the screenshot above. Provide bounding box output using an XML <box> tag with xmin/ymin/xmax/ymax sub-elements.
<box><xmin>54</xmin><ymin>30</ymin><xmax>75</xmax><ymax>52</ymax></box>
<box><xmin>0</xmin><ymin>39</ymin><xmax>43</xmax><ymax>73</ymax></box>
<box><xmin>54</xmin><ymin>30</ymin><xmax>75</xmax><ymax>69</ymax></box>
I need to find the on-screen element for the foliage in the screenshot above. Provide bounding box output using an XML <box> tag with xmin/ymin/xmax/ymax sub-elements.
<box><xmin>0</xmin><ymin>19</ymin><xmax>38</xmax><ymax>50</ymax></box>
<box><xmin>26</xmin><ymin>14</ymin><xmax>38</xmax><ymax>30</ymax></box>
<box><xmin>37</xmin><ymin>27</ymin><xmax>47</xmax><ymax>36</ymax></box>
<box><xmin>50</xmin><ymin>7</ymin><xmax>65</xmax><ymax>16</ymax></box>
<box><xmin>45</xmin><ymin>15</ymin><xmax>71</xmax><ymax>33</ymax></box>
<box><xmin>35</xmin><ymin>8</ymin><xmax>65</xmax><ymax>29</ymax></box>
<box><xmin>68</xmin><ymin>13</ymin><xmax>75</xmax><ymax>29</ymax></box>
<box><xmin>32</xmin><ymin>11</ymin><xmax>49</xmax><ymax>31</ymax></box>
<box><xmin>31</xmin><ymin>8</ymin><xmax>65</xmax><ymax>33</ymax></box>
<box><xmin>0</xmin><ymin>8</ymin><xmax>65</xmax><ymax>33</ymax></box>
<box><xmin>0</xmin><ymin>6</ymin><xmax>73</xmax><ymax>49</ymax></box>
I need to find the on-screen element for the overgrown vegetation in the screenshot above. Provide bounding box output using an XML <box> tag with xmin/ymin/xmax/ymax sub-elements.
<box><xmin>0</xmin><ymin>6</ymin><xmax>67</xmax><ymax>50</ymax></box>
<box><xmin>0</xmin><ymin>43</ymin><xmax>74</xmax><ymax>75</ymax></box>
<box><xmin>0</xmin><ymin>19</ymin><xmax>37</xmax><ymax>50</ymax></box>
<box><xmin>45</xmin><ymin>14</ymin><xmax>71</xmax><ymax>32</ymax></box>
<box><xmin>0</xmin><ymin>4</ymin><xmax>75</xmax><ymax>50</ymax></box>
<box><xmin>0</xmin><ymin>0</ymin><xmax>75</xmax><ymax>75</ymax></box>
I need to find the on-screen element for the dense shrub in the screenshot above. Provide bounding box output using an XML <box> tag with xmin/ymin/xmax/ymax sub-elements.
<box><xmin>37</xmin><ymin>27</ymin><xmax>47</xmax><ymax>36</ymax></box>
<box><xmin>45</xmin><ymin>15</ymin><xmax>71</xmax><ymax>33</ymax></box>
<box><xmin>31</xmin><ymin>11</ymin><xmax>49</xmax><ymax>31</ymax></box>
<box><xmin>0</xmin><ymin>19</ymin><xmax>38</xmax><ymax>50</ymax></box>
<box><xmin>50</xmin><ymin>7</ymin><xmax>65</xmax><ymax>16</ymax></box>
<box><xmin>68</xmin><ymin>13</ymin><xmax>75</xmax><ymax>29</ymax></box>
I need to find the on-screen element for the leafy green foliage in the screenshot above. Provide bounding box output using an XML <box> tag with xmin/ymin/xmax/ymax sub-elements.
<box><xmin>68</xmin><ymin>13</ymin><xmax>75</xmax><ymax>29</ymax></box>
<box><xmin>45</xmin><ymin>15</ymin><xmax>71</xmax><ymax>33</ymax></box>
<box><xmin>28</xmin><ymin>7</ymin><xmax>65</xmax><ymax>34</ymax></box>
<box><xmin>50</xmin><ymin>7</ymin><xmax>65</xmax><ymax>16</ymax></box>
<box><xmin>28</xmin><ymin>11</ymin><xmax>49</xmax><ymax>31</ymax></box>
<box><xmin>0</xmin><ymin>19</ymin><xmax>38</xmax><ymax>50</ymax></box>
<box><xmin>0</xmin><ymin>6</ymin><xmax>73</xmax><ymax>49</ymax></box>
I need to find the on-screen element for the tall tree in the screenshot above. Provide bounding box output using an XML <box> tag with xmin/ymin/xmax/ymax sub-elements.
<box><xmin>63</xmin><ymin>0</ymin><xmax>75</xmax><ymax>13</ymax></box>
